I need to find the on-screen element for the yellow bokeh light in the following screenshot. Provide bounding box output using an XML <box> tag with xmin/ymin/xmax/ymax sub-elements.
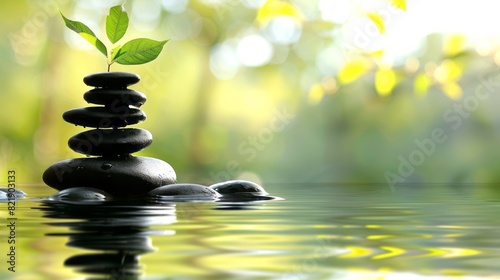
<box><xmin>414</xmin><ymin>73</ymin><xmax>432</xmax><ymax>97</ymax></box>
<box><xmin>255</xmin><ymin>0</ymin><xmax>303</xmax><ymax>26</ymax></box>
<box><xmin>404</xmin><ymin>57</ymin><xmax>420</xmax><ymax>73</ymax></box>
<box><xmin>441</xmin><ymin>82</ymin><xmax>462</xmax><ymax>100</ymax></box>
<box><xmin>434</xmin><ymin>59</ymin><xmax>462</xmax><ymax>84</ymax></box>
<box><xmin>308</xmin><ymin>83</ymin><xmax>325</xmax><ymax>105</ymax></box>
<box><xmin>338</xmin><ymin>59</ymin><xmax>372</xmax><ymax>84</ymax></box>
<box><xmin>375</xmin><ymin>67</ymin><xmax>397</xmax><ymax>97</ymax></box>
<box><xmin>444</xmin><ymin>34</ymin><xmax>466</xmax><ymax>57</ymax></box>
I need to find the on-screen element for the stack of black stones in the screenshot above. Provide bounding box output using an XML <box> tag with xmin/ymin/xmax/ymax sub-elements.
<box><xmin>43</xmin><ymin>72</ymin><xmax>270</xmax><ymax>200</ymax></box>
<box><xmin>43</xmin><ymin>72</ymin><xmax>176</xmax><ymax>196</ymax></box>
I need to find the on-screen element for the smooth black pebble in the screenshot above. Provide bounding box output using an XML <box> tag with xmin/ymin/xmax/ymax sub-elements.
<box><xmin>63</xmin><ymin>107</ymin><xmax>146</xmax><ymax>128</ymax></box>
<box><xmin>43</xmin><ymin>156</ymin><xmax>177</xmax><ymax>196</ymax></box>
<box><xmin>84</xmin><ymin>72</ymin><xmax>140</xmax><ymax>88</ymax></box>
<box><xmin>68</xmin><ymin>128</ymin><xmax>153</xmax><ymax>156</ymax></box>
<box><xmin>148</xmin><ymin>183</ymin><xmax>220</xmax><ymax>199</ymax></box>
<box><xmin>0</xmin><ymin>188</ymin><xmax>26</xmax><ymax>198</ymax></box>
<box><xmin>48</xmin><ymin>187</ymin><xmax>109</xmax><ymax>201</ymax></box>
<box><xmin>208</xmin><ymin>180</ymin><xmax>268</xmax><ymax>195</ymax></box>
<box><xmin>84</xmin><ymin>88</ymin><xmax>147</xmax><ymax>107</ymax></box>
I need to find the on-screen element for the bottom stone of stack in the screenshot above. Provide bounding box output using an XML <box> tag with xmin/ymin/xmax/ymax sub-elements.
<box><xmin>42</xmin><ymin>156</ymin><xmax>176</xmax><ymax>196</ymax></box>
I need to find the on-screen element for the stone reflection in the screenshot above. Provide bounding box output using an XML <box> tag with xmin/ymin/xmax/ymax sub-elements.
<box><xmin>35</xmin><ymin>184</ymin><xmax>281</xmax><ymax>279</ymax></box>
<box><xmin>37</xmin><ymin>200</ymin><xmax>176</xmax><ymax>279</ymax></box>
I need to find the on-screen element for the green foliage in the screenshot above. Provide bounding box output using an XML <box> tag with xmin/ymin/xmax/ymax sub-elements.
<box><xmin>60</xmin><ymin>4</ymin><xmax>168</xmax><ymax>71</ymax></box>
<box><xmin>106</xmin><ymin>5</ymin><xmax>129</xmax><ymax>44</ymax></box>
<box><xmin>114</xmin><ymin>38</ymin><xmax>169</xmax><ymax>65</ymax></box>
<box><xmin>60</xmin><ymin>13</ymin><xmax>107</xmax><ymax>57</ymax></box>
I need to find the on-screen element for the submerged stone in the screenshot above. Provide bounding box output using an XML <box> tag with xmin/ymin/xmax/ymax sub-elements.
<box><xmin>63</xmin><ymin>107</ymin><xmax>146</xmax><ymax>128</ymax></box>
<box><xmin>148</xmin><ymin>183</ymin><xmax>220</xmax><ymax>199</ymax></box>
<box><xmin>84</xmin><ymin>72</ymin><xmax>140</xmax><ymax>88</ymax></box>
<box><xmin>0</xmin><ymin>188</ymin><xmax>27</xmax><ymax>198</ymax></box>
<box><xmin>84</xmin><ymin>88</ymin><xmax>147</xmax><ymax>107</ymax></box>
<box><xmin>43</xmin><ymin>156</ymin><xmax>176</xmax><ymax>196</ymax></box>
<box><xmin>68</xmin><ymin>128</ymin><xmax>153</xmax><ymax>156</ymax></box>
<box><xmin>208</xmin><ymin>180</ymin><xmax>268</xmax><ymax>195</ymax></box>
<box><xmin>48</xmin><ymin>187</ymin><xmax>109</xmax><ymax>202</ymax></box>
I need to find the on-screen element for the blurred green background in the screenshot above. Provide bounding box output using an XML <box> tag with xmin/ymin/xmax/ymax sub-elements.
<box><xmin>1</xmin><ymin>0</ymin><xmax>500</xmax><ymax>188</ymax></box>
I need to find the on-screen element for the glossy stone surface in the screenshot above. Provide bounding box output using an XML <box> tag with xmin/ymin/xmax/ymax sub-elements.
<box><xmin>63</xmin><ymin>107</ymin><xmax>146</xmax><ymax>128</ymax></box>
<box><xmin>148</xmin><ymin>183</ymin><xmax>220</xmax><ymax>199</ymax></box>
<box><xmin>48</xmin><ymin>187</ymin><xmax>109</xmax><ymax>202</ymax></box>
<box><xmin>208</xmin><ymin>180</ymin><xmax>268</xmax><ymax>195</ymax></box>
<box><xmin>84</xmin><ymin>72</ymin><xmax>140</xmax><ymax>88</ymax></box>
<box><xmin>68</xmin><ymin>128</ymin><xmax>152</xmax><ymax>156</ymax></box>
<box><xmin>0</xmin><ymin>188</ymin><xmax>27</xmax><ymax>198</ymax></box>
<box><xmin>43</xmin><ymin>156</ymin><xmax>176</xmax><ymax>196</ymax></box>
<box><xmin>84</xmin><ymin>89</ymin><xmax>146</xmax><ymax>107</ymax></box>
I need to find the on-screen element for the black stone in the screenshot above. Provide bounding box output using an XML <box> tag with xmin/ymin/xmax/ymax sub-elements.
<box><xmin>84</xmin><ymin>72</ymin><xmax>140</xmax><ymax>89</ymax></box>
<box><xmin>68</xmin><ymin>128</ymin><xmax>153</xmax><ymax>156</ymax></box>
<box><xmin>63</xmin><ymin>107</ymin><xmax>146</xmax><ymax>128</ymax></box>
<box><xmin>148</xmin><ymin>183</ymin><xmax>220</xmax><ymax>199</ymax></box>
<box><xmin>208</xmin><ymin>180</ymin><xmax>268</xmax><ymax>195</ymax></box>
<box><xmin>42</xmin><ymin>156</ymin><xmax>176</xmax><ymax>196</ymax></box>
<box><xmin>48</xmin><ymin>187</ymin><xmax>109</xmax><ymax>202</ymax></box>
<box><xmin>0</xmin><ymin>188</ymin><xmax>26</xmax><ymax>198</ymax></box>
<box><xmin>84</xmin><ymin>88</ymin><xmax>147</xmax><ymax>107</ymax></box>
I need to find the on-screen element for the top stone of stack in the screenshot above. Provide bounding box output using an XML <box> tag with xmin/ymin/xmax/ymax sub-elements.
<box><xmin>84</xmin><ymin>72</ymin><xmax>141</xmax><ymax>89</ymax></box>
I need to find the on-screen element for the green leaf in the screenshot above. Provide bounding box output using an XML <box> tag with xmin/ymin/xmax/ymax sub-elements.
<box><xmin>390</xmin><ymin>0</ymin><xmax>406</xmax><ymax>11</ymax></box>
<box><xmin>114</xmin><ymin>38</ymin><xmax>169</xmax><ymax>65</ymax></box>
<box><xmin>106</xmin><ymin>5</ymin><xmax>129</xmax><ymax>44</ymax></box>
<box><xmin>110</xmin><ymin>45</ymin><xmax>123</xmax><ymax>61</ymax></box>
<box><xmin>60</xmin><ymin>12</ymin><xmax>107</xmax><ymax>57</ymax></box>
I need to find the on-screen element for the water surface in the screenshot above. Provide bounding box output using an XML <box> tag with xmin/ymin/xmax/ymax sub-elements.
<box><xmin>2</xmin><ymin>183</ymin><xmax>499</xmax><ymax>279</ymax></box>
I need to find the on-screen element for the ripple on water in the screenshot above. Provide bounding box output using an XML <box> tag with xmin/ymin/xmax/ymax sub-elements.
<box><xmin>3</xmin><ymin>184</ymin><xmax>500</xmax><ymax>279</ymax></box>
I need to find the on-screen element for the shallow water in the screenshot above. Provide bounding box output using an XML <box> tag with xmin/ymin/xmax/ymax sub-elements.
<box><xmin>1</xmin><ymin>183</ymin><xmax>500</xmax><ymax>279</ymax></box>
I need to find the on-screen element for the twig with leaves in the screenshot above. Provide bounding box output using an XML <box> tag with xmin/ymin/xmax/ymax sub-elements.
<box><xmin>61</xmin><ymin>5</ymin><xmax>169</xmax><ymax>72</ymax></box>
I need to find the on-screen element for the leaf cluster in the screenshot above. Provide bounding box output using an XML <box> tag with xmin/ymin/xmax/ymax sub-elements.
<box><xmin>61</xmin><ymin>5</ymin><xmax>169</xmax><ymax>71</ymax></box>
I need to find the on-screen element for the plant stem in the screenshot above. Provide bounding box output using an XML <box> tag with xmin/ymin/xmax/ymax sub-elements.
<box><xmin>107</xmin><ymin>63</ymin><xmax>111</xmax><ymax>72</ymax></box>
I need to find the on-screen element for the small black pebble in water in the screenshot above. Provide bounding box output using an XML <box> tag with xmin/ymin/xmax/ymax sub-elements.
<box><xmin>148</xmin><ymin>183</ymin><xmax>220</xmax><ymax>200</ymax></box>
<box><xmin>208</xmin><ymin>180</ymin><xmax>268</xmax><ymax>195</ymax></box>
<box><xmin>48</xmin><ymin>187</ymin><xmax>109</xmax><ymax>202</ymax></box>
<box><xmin>101</xmin><ymin>163</ymin><xmax>113</xmax><ymax>170</ymax></box>
<box><xmin>0</xmin><ymin>188</ymin><xmax>27</xmax><ymax>198</ymax></box>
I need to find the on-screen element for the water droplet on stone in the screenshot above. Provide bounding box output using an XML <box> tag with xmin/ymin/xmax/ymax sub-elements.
<box><xmin>101</xmin><ymin>163</ymin><xmax>113</xmax><ymax>170</ymax></box>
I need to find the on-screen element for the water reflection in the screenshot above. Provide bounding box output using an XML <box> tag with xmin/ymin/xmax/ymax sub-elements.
<box><xmin>35</xmin><ymin>195</ymin><xmax>281</xmax><ymax>279</ymax></box>
<box><xmin>13</xmin><ymin>184</ymin><xmax>500</xmax><ymax>279</ymax></box>
<box><xmin>37</xmin><ymin>201</ymin><xmax>176</xmax><ymax>279</ymax></box>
